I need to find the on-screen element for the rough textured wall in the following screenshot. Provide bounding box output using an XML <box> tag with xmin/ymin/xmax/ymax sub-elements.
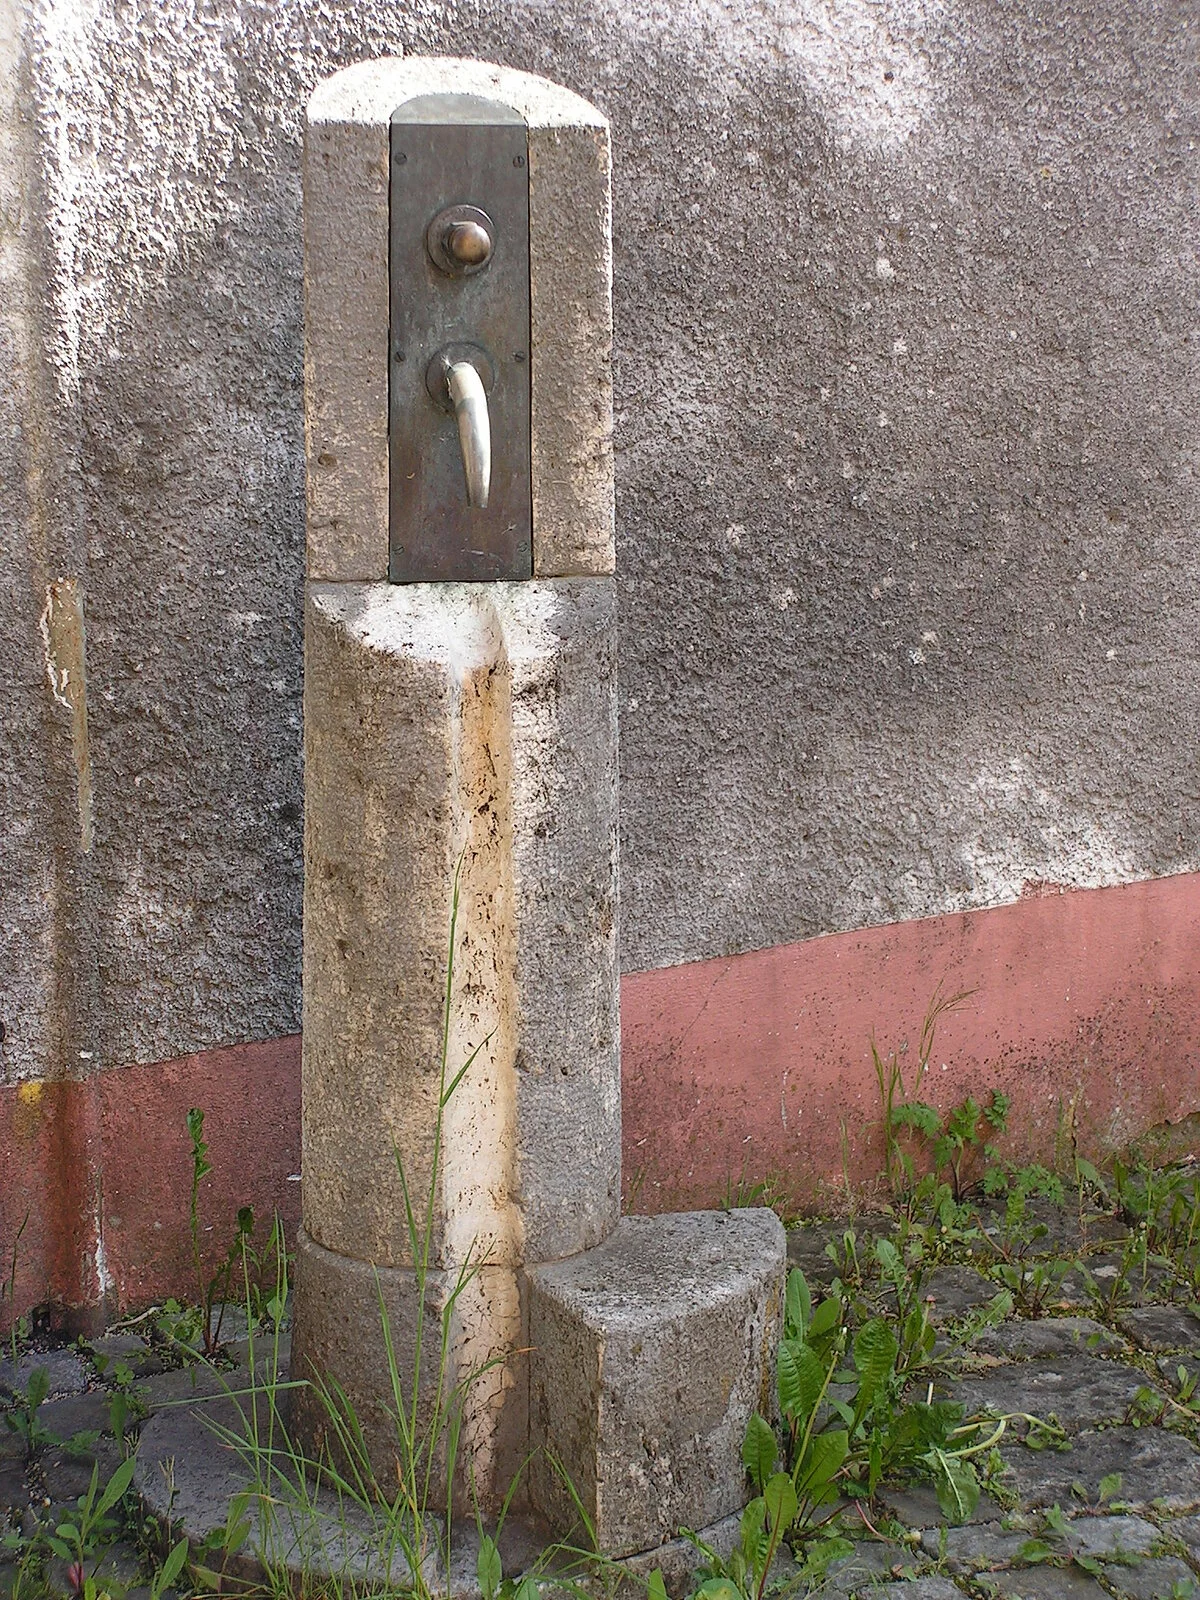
<box><xmin>2</xmin><ymin>0</ymin><xmax>1198</xmax><ymax>1082</ymax></box>
<box><xmin>0</xmin><ymin>0</ymin><xmax>87</xmax><ymax>1088</ymax></box>
<box><xmin>610</xmin><ymin>1</ymin><xmax>1200</xmax><ymax>970</ymax></box>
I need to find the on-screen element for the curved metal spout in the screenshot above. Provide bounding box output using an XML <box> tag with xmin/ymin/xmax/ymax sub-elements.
<box><xmin>445</xmin><ymin>360</ymin><xmax>491</xmax><ymax>509</ymax></box>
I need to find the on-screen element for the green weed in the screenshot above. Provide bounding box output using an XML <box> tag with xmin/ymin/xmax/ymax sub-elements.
<box><xmin>44</xmin><ymin>1456</ymin><xmax>137</xmax><ymax>1588</ymax></box>
<box><xmin>873</xmin><ymin>985</ymin><xmax>975</xmax><ymax>1200</ymax></box>
<box><xmin>3</xmin><ymin>1212</ymin><xmax>30</xmax><ymax>1367</ymax></box>
<box><xmin>2</xmin><ymin>1362</ymin><xmax>51</xmax><ymax>1460</ymax></box>
<box><xmin>185</xmin><ymin>1108</ymin><xmax>263</xmax><ymax>1359</ymax></box>
<box><xmin>744</xmin><ymin>1266</ymin><xmax>993</xmax><ymax>1535</ymax></box>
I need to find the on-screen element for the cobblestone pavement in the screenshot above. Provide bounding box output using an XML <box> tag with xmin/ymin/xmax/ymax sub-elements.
<box><xmin>5</xmin><ymin>1215</ymin><xmax>1200</xmax><ymax>1598</ymax></box>
<box><xmin>0</xmin><ymin>1316</ymin><xmax>264</xmax><ymax>1600</ymax></box>
<box><xmin>776</xmin><ymin>1212</ymin><xmax>1200</xmax><ymax>1600</ymax></box>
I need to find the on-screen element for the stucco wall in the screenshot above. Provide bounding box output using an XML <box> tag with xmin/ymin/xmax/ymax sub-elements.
<box><xmin>2</xmin><ymin>0</ymin><xmax>1198</xmax><ymax>1085</ymax></box>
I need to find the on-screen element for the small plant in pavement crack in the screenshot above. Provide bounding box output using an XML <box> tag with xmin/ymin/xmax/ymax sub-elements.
<box><xmin>186</xmin><ymin>1106</ymin><xmax>258</xmax><ymax>1358</ymax></box>
<box><xmin>978</xmin><ymin>1181</ymin><xmax>1077</xmax><ymax>1319</ymax></box>
<box><xmin>3</xmin><ymin>1362</ymin><xmax>51</xmax><ymax>1460</ymax></box>
<box><xmin>3</xmin><ymin>1211</ymin><xmax>30</xmax><ymax>1370</ymax></box>
<box><xmin>681</xmin><ymin>1261</ymin><xmax>1010</xmax><ymax>1600</ymax></box>
<box><xmin>874</xmin><ymin>985</ymin><xmax>976</xmax><ymax>1201</ymax></box>
<box><xmin>747</xmin><ymin>1266</ymin><xmax>1000</xmax><ymax>1529</ymax></box>
<box><xmin>1019</xmin><ymin>1498</ymin><xmax>1144</xmax><ymax>1579</ymax></box>
<box><xmin>45</xmin><ymin>1455</ymin><xmax>137</xmax><ymax>1592</ymax></box>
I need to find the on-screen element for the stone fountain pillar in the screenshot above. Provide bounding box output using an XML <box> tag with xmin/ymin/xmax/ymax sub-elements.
<box><xmin>291</xmin><ymin>56</ymin><xmax>784</xmax><ymax>1556</ymax></box>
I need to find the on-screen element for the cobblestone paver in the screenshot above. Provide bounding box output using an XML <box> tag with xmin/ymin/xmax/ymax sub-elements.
<box><xmin>948</xmin><ymin>1356</ymin><xmax>1151</xmax><ymax>1434</ymax></box>
<box><xmin>4</xmin><ymin>1210</ymin><xmax>1200</xmax><ymax>1598</ymax></box>
<box><xmin>782</xmin><ymin>1215</ymin><xmax>1200</xmax><ymax>1600</ymax></box>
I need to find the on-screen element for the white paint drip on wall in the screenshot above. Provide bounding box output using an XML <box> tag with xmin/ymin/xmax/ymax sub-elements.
<box><xmin>39</xmin><ymin>578</ymin><xmax>93</xmax><ymax>853</ymax></box>
<box><xmin>38</xmin><ymin>590</ymin><xmax>73</xmax><ymax>713</ymax></box>
<box><xmin>93</xmin><ymin>1231</ymin><xmax>114</xmax><ymax>1297</ymax></box>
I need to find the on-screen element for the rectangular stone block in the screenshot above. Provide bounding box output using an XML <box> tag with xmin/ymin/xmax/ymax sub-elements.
<box><xmin>303</xmin><ymin>106</ymin><xmax>392</xmax><ymax>582</ymax></box>
<box><xmin>527</xmin><ymin>118</ymin><xmax>614</xmax><ymax>577</ymax></box>
<box><xmin>304</xmin><ymin>57</ymin><xmax>613</xmax><ymax>581</ymax></box>
<box><xmin>302</xmin><ymin>581</ymin><xmax>482</xmax><ymax>1267</ymax></box>
<box><xmin>504</xmin><ymin>580</ymin><xmax>620</xmax><ymax>1262</ymax></box>
<box><xmin>526</xmin><ymin>1209</ymin><xmax>786</xmax><ymax>1556</ymax></box>
<box><xmin>302</xmin><ymin>578</ymin><xmax>619</xmax><ymax>1272</ymax></box>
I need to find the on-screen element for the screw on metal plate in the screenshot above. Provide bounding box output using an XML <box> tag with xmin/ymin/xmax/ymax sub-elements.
<box><xmin>388</xmin><ymin>93</ymin><xmax>532</xmax><ymax>583</ymax></box>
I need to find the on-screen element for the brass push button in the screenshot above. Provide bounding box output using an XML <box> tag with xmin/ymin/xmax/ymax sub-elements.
<box><xmin>447</xmin><ymin>220</ymin><xmax>492</xmax><ymax>267</ymax></box>
<box><xmin>426</xmin><ymin>204</ymin><xmax>496</xmax><ymax>276</ymax></box>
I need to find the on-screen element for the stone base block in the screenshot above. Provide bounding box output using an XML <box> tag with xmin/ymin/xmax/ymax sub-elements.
<box><xmin>134</xmin><ymin>1394</ymin><xmax>545</xmax><ymax>1598</ymax></box>
<box><xmin>290</xmin><ymin>1228</ymin><xmax>526</xmax><ymax>1511</ymax></box>
<box><xmin>134</xmin><ymin>1393</ymin><xmax>744</xmax><ymax>1598</ymax></box>
<box><xmin>525</xmin><ymin>1209</ymin><xmax>785</xmax><ymax>1557</ymax></box>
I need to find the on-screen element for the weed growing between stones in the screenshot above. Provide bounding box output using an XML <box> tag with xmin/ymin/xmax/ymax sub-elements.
<box><xmin>687</xmin><ymin>1029</ymin><xmax>1200</xmax><ymax>1600</ymax></box>
<box><xmin>672</xmin><ymin>1166</ymin><xmax>1200</xmax><ymax>1600</ymax></box>
<box><xmin>873</xmin><ymin>987</ymin><xmax>981</xmax><ymax>1203</ymax></box>
<box><xmin>0</xmin><ymin>1395</ymin><xmax>187</xmax><ymax>1600</ymax></box>
<box><xmin>673</xmin><ymin>1254</ymin><xmax>1015</xmax><ymax>1600</ymax></box>
<box><xmin>184</xmin><ymin>1109</ymin><xmax>261</xmax><ymax>1361</ymax></box>
<box><xmin>3</xmin><ymin>1217</ymin><xmax>30</xmax><ymax>1373</ymax></box>
<box><xmin>3</xmin><ymin>1369</ymin><xmax>51</xmax><ymax>1463</ymax></box>
<box><xmin>720</xmin><ymin>1173</ymin><xmax>797</xmax><ymax>1226</ymax></box>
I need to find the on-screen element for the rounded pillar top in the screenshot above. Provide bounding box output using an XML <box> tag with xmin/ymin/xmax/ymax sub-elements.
<box><xmin>307</xmin><ymin>55</ymin><xmax>608</xmax><ymax>134</ymax></box>
<box><xmin>304</xmin><ymin>54</ymin><xmax>615</xmax><ymax>587</ymax></box>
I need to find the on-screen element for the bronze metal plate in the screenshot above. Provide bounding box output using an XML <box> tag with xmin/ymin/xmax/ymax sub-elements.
<box><xmin>389</xmin><ymin>94</ymin><xmax>532</xmax><ymax>583</ymax></box>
